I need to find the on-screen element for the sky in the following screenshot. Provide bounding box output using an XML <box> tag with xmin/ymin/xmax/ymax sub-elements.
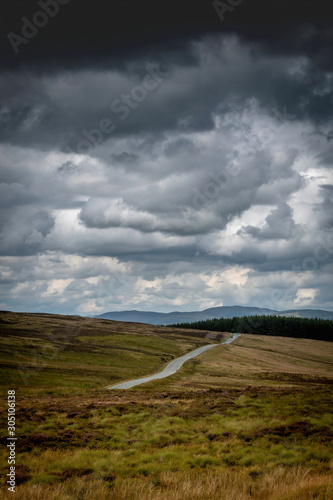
<box><xmin>0</xmin><ymin>0</ymin><xmax>332</xmax><ymax>315</ymax></box>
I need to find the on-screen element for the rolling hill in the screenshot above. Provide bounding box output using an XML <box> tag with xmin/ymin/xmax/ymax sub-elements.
<box><xmin>96</xmin><ymin>305</ymin><xmax>333</xmax><ymax>325</ymax></box>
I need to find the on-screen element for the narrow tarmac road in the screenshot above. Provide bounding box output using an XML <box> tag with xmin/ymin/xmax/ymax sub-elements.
<box><xmin>108</xmin><ymin>333</ymin><xmax>241</xmax><ymax>390</ymax></box>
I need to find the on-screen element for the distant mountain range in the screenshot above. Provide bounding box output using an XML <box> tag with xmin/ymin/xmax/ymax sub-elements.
<box><xmin>96</xmin><ymin>306</ymin><xmax>333</xmax><ymax>325</ymax></box>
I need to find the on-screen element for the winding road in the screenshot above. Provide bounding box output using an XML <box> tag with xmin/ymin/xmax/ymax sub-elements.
<box><xmin>108</xmin><ymin>333</ymin><xmax>241</xmax><ymax>390</ymax></box>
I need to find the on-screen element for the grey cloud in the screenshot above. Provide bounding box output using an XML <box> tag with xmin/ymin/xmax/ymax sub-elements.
<box><xmin>57</xmin><ymin>161</ymin><xmax>79</xmax><ymax>175</ymax></box>
<box><xmin>163</xmin><ymin>138</ymin><xmax>198</xmax><ymax>157</ymax></box>
<box><xmin>79</xmin><ymin>197</ymin><xmax>228</xmax><ymax>236</ymax></box>
<box><xmin>242</xmin><ymin>203</ymin><xmax>301</xmax><ymax>241</ymax></box>
<box><xmin>0</xmin><ymin>208</ymin><xmax>55</xmax><ymax>256</ymax></box>
<box><xmin>0</xmin><ymin>183</ymin><xmax>38</xmax><ymax>208</ymax></box>
<box><xmin>315</xmin><ymin>147</ymin><xmax>333</xmax><ymax>167</ymax></box>
<box><xmin>0</xmin><ymin>34</ymin><xmax>332</xmax><ymax>152</ymax></box>
<box><xmin>316</xmin><ymin>184</ymin><xmax>333</xmax><ymax>229</ymax></box>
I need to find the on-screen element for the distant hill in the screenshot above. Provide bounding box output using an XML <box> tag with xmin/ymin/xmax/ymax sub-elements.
<box><xmin>278</xmin><ymin>309</ymin><xmax>333</xmax><ymax>320</ymax></box>
<box><xmin>96</xmin><ymin>306</ymin><xmax>333</xmax><ymax>325</ymax></box>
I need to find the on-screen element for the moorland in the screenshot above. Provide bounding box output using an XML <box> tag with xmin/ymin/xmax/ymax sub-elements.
<box><xmin>0</xmin><ymin>311</ymin><xmax>332</xmax><ymax>499</ymax></box>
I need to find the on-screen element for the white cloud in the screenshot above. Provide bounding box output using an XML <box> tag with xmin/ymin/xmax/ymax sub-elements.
<box><xmin>294</xmin><ymin>288</ymin><xmax>318</xmax><ymax>306</ymax></box>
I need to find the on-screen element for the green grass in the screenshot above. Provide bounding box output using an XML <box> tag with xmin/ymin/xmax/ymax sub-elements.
<box><xmin>0</xmin><ymin>385</ymin><xmax>332</xmax><ymax>496</ymax></box>
<box><xmin>0</xmin><ymin>311</ymin><xmax>218</xmax><ymax>395</ymax></box>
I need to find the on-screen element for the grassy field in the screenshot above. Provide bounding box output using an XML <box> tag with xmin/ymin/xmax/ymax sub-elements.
<box><xmin>0</xmin><ymin>312</ymin><xmax>332</xmax><ymax>499</ymax></box>
<box><xmin>0</xmin><ymin>311</ymin><xmax>222</xmax><ymax>395</ymax></box>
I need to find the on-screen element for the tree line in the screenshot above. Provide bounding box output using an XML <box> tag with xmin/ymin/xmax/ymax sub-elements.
<box><xmin>169</xmin><ymin>315</ymin><xmax>333</xmax><ymax>341</ymax></box>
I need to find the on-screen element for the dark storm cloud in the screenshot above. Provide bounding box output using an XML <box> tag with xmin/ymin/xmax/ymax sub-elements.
<box><xmin>1</xmin><ymin>33</ymin><xmax>332</xmax><ymax>152</ymax></box>
<box><xmin>1</xmin><ymin>0</ymin><xmax>332</xmax><ymax>70</ymax></box>
<box><xmin>0</xmin><ymin>1</ymin><xmax>332</xmax><ymax>151</ymax></box>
